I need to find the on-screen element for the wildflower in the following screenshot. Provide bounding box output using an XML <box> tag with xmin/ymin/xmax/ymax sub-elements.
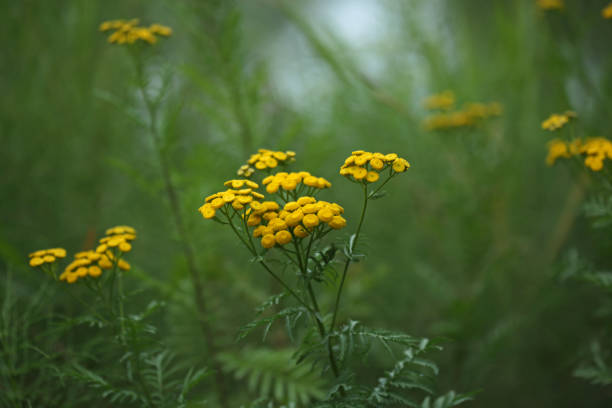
<box><xmin>199</xmin><ymin>181</ymin><xmax>265</xmax><ymax>219</ymax></box>
<box><xmin>604</xmin><ymin>3</ymin><xmax>612</xmax><ymax>18</ymax></box>
<box><xmin>97</xmin><ymin>225</ymin><xmax>137</xmax><ymax>254</ymax></box>
<box><xmin>60</xmin><ymin>250</ymin><xmax>113</xmax><ymax>284</ymax></box>
<box><xmin>546</xmin><ymin>139</ymin><xmax>570</xmax><ymax>165</ymax></box>
<box><xmin>541</xmin><ymin>111</ymin><xmax>576</xmax><ymax>131</ymax></box>
<box><xmin>237</xmin><ymin>164</ymin><xmax>255</xmax><ymax>178</ymax></box>
<box><xmin>28</xmin><ymin>248</ymin><xmax>66</xmax><ymax>268</ymax></box>
<box><xmin>423</xmin><ymin>101</ymin><xmax>502</xmax><ymax>131</ymax></box>
<box><xmin>340</xmin><ymin>150</ymin><xmax>410</xmax><ymax>183</ymax></box>
<box><xmin>423</xmin><ymin>90</ymin><xmax>455</xmax><ymax>110</ymax></box>
<box><xmin>254</xmin><ymin>197</ymin><xmax>346</xmax><ymax>248</ymax></box>
<box><xmin>100</xmin><ymin>18</ymin><xmax>171</xmax><ymax>45</ymax></box>
<box><xmin>262</xmin><ymin>171</ymin><xmax>331</xmax><ymax>194</ymax></box>
<box><xmin>536</xmin><ymin>0</ymin><xmax>563</xmax><ymax>10</ymax></box>
<box><xmin>243</xmin><ymin>149</ymin><xmax>296</xmax><ymax>173</ymax></box>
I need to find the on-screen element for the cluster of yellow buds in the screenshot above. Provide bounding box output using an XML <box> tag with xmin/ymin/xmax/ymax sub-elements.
<box><xmin>536</xmin><ymin>0</ymin><xmax>564</xmax><ymax>10</ymax></box>
<box><xmin>60</xmin><ymin>251</ymin><xmax>110</xmax><ymax>284</ymax></box>
<box><xmin>541</xmin><ymin>111</ymin><xmax>577</xmax><ymax>131</ymax></box>
<box><xmin>547</xmin><ymin>137</ymin><xmax>612</xmax><ymax>171</ymax></box>
<box><xmin>245</xmin><ymin>149</ymin><xmax>296</xmax><ymax>171</ymax></box>
<box><xmin>423</xmin><ymin>90</ymin><xmax>455</xmax><ymax>110</ymax></box>
<box><xmin>423</xmin><ymin>102</ymin><xmax>502</xmax><ymax>131</ymax></box>
<box><xmin>199</xmin><ymin>180</ymin><xmax>264</xmax><ymax>219</ymax></box>
<box><xmin>96</xmin><ymin>225</ymin><xmax>136</xmax><ymax>254</ymax></box>
<box><xmin>237</xmin><ymin>164</ymin><xmax>255</xmax><ymax>178</ymax></box>
<box><xmin>262</xmin><ymin>171</ymin><xmax>332</xmax><ymax>194</ymax></box>
<box><xmin>604</xmin><ymin>3</ymin><xmax>612</xmax><ymax>18</ymax></box>
<box><xmin>99</xmin><ymin>19</ymin><xmax>172</xmax><ymax>45</ymax></box>
<box><xmin>340</xmin><ymin>151</ymin><xmax>410</xmax><ymax>183</ymax></box>
<box><xmin>28</xmin><ymin>248</ymin><xmax>66</xmax><ymax>267</ymax></box>
<box><xmin>250</xmin><ymin>197</ymin><xmax>347</xmax><ymax>248</ymax></box>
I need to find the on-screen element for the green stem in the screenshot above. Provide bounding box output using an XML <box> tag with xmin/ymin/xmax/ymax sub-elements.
<box><xmin>132</xmin><ymin>55</ymin><xmax>229</xmax><ymax>408</ymax></box>
<box><xmin>117</xmin><ymin>269</ymin><xmax>126</xmax><ymax>345</ymax></box>
<box><xmin>327</xmin><ymin>183</ymin><xmax>369</xmax><ymax>376</ymax></box>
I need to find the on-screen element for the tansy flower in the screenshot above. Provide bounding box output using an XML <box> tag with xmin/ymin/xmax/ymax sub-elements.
<box><xmin>60</xmin><ymin>250</ymin><xmax>114</xmax><ymax>284</ymax></box>
<box><xmin>546</xmin><ymin>139</ymin><xmax>571</xmax><ymax>165</ymax></box>
<box><xmin>536</xmin><ymin>0</ymin><xmax>563</xmax><ymax>10</ymax></box>
<box><xmin>100</xmin><ymin>18</ymin><xmax>171</xmax><ymax>45</ymax></box>
<box><xmin>423</xmin><ymin>90</ymin><xmax>455</xmax><ymax>110</ymax></box>
<box><xmin>96</xmin><ymin>225</ymin><xmax>137</xmax><ymax>254</ymax></box>
<box><xmin>541</xmin><ymin>111</ymin><xmax>576</xmax><ymax>131</ymax></box>
<box><xmin>604</xmin><ymin>3</ymin><xmax>612</xmax><ymax>18</ymax></box>
<box><xmin>423</xmin><ymin>101</ymin><xmax>502</xmax><ymax>131</ymax></box>
<box><xmin>340</xmin><ymin>151</ymin><xmax>410</xmax><ymax>183</ymax></box>
<box><xmin>243</xmin><ymin>149</ymin><xmax>296</xmax><ymax>172</ymax></box>
<box><xmin>262</xmin><ymin>171</ymin><xmax>331</xmax><ymax>194</ymax></box>
<box><xmin>28</xmin><ymin>248</ymin><xmax>66</xmax><ymax>268</ymax></box>
<box><xmin>253</xmin><ymin>197</ymin><xmax>346</xmax><ymax>248</ymax></box>
<box><xmin>199</xmin><ymin>180</ymin><xmax>265</xmax><ymax>219</ymax></box>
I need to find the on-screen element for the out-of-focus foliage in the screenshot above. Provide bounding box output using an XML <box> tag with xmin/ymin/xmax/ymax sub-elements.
<box><xmin>3</xmin><ymin>0</ymin><xmax>612</xmax><ymax>406</ymax></box>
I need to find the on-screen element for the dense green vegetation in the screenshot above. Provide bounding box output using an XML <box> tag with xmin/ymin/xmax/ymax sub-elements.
<box><xmin>3</xmin><ymin>0</ymin><xmax>612</xmax><ymax>406</ymax></box>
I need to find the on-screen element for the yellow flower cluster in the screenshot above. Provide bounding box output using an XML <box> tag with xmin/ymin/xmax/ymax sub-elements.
<box><xmin>340</xmin><ymin>151</ymin><xmax>410</xmax><ymax>183</ymax></box>
<box><xmin>237</xmin><ymin>164</ymin><xmax>255</xmax><ymax>178</ymax></box>
<box><xmin>96</xmin><ymin>225</ymin><xmax>137</xmax><ymax>254</ymax></box>
<box><xmin>249</xmin><ymin>196</ymin><xmax>347</xmax><ymax>248</ymax></box>
<box><xmin>547</xmin><ymin>137</ymin><xmax>612</xmax><ymax>171</ymax></box>
<box><xmin>28</xmin><ymin>248</ymin><xmax>66</xmax><ymax>267</ymax></box>
<box><xmin>423</xmin><ymin>102</ymin><xmax>502</xmax><ymax>131</ymax></box>
<box><xmin>199</xmin><ymin>180</ymin><xmax>264</xmax><ymax>219</ymax></box>
<box><xmin>423</xmin><ymin>90</ymin><xmax>455</xmax><ymax>110</ymax></box>
<box><xmin>99</xmin><ymin>19</ymin><xmax>172</xmax><ymax>45</ymax></box>
<box><xmin>537</xmin><ymin>0</ymin><xmax>563</xmax><ymax>10</ymax></box>
<box><xmin>245</xmin><ymin>149</ymin><xmax>296</xmax><ymax>171</ymax></box>
<box><xmin>262</xmin><ymin>172</ymin><xmax>332</xmax><ymax>194</ymax></box>
<box><xmin>604</xmin><ymin>3</ymin><xmax>612</xmax><ymax>18</ymax></box>
<box><xmin>60</xmin><ymin>251</ymin><xmax>112</xmax><ymax>284</ymax></box>
<box><xmin>541</xmin><ymin>111</ymin><xmax>576</xmax><ymax>131</ymax></box>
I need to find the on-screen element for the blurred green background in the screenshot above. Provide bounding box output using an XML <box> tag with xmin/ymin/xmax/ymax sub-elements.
<box><xmin>3</xmin><ymin>0</ymin><xmax>612</xmax><ymax>406</ymax></box>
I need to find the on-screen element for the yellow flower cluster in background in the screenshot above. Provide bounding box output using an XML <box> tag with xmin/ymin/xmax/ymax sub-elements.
<box><xmin>423</xmin><ymin>90</ymin><xmax>455</xmax><ymax>110</ymax></box>
<box><xmin>547</xmin><ymin>137</ymin><xmax>612</xmax><ymax>171</ymax></box>
<box><xmin>245</xmin><ymin>149</ymin><xmax>296</xmax><ymax>172</ymax></box>
<box><xmin>604</xmin><ymin>3</ymin><xmax>612</xmax><ymax>18</ymax></box>
<box><xmin>60</xmin><ymin>251</ymin><xmax>110</xmax><ymax>283</ymax></box>
<box><xmin>199</xmin><ymin>180</ymin><xmax>264</xmax><ymax>218</ymax></box>
<box><xmin>99</xmin><ymin>19</ymin><xmax>172</xmax><ymax>45</ymax></box>
<box><xmin>250</xmin><ymin>196</ymin><xmax>347</xmax><ymax>248</ymax></box>
<box><xmin>28</xmin><ymin>248</ymin><xmax>66</xmax><ymax>267</ymax></box>
<box><xmin>340</xmin><ymin>150</ymin><xmax>410</xmax><ymax>183</ymax></box>
<box><xmin>262</xmin><ymin>171</ymin><xmax>331</xmax><ymax>194</ymax></box>
<box><xmin>96</xmin><ymin>225</ymin><xmax>136</xmax><ymax>254</ymax></box>
<box><xmin>423</xmin><ymin>102</ymin><xmax>502</xmax><ymax>131</ymax></box>
<box><xmin>537</xmin><ymin>0</ymin><xmax>564</xmax><ymax>10</ymax></box>
<box><xmin>237</xmin><ymin>164</ymin><xmax>255</xmax><ymax>178</ymax></box>
<box><xmin>541</xmin><ymin>111</ymin><xmax>576</xmax><ymax>131</ymax></box>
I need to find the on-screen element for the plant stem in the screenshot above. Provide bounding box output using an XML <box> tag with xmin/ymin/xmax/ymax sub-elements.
<box><xmin>133</xmin><ymin>57</ymin><xmax>228</xmax><ymax>408</ymax></box>
<box><xmin>327</xmin><ymin>183</ymin><xmax>369</xmax><ymax>376</ymax></box>
<box><xmin>117</xmin><ymin>269</ymin><xmax>126</xmax><ymax>345</ymax></box>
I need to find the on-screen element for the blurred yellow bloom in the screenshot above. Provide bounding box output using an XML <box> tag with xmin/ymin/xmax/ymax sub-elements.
<box><xmin>546</xmin><ymin>137</ymin><xmax>612</xmax><ymax>171</ymax></box>
<box><xmin>536</xmin><ymin>0</ymin><xmax>563</xmax><ymax>10</ymax></box>
<box><xmin>100</xmin><ymin>19</ymin><xmax>171</xmax><ymax>46</ymax></box>
<box><xmin>423</xmin><ymin>90</ymin><xmax>455</xmax><ymax>110</ymax></box>
<box><xmin>603</xmin><ymin>3</ymin><xmax>612</xmax><ymax>18</ymax></box>
<box><xmin>28</xmin><ymin>247</ymin><xmax>66</xmax><ymax>268</ymax></box>
<box><xmin>541</xmin><ymin>111</ymin><xmax>576</xmax><ymax>131</ymax></box>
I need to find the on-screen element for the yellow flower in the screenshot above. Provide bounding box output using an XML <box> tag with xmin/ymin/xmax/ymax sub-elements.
<box><xmin>366</xmin><ymin>171</ymin><xmax>379</xmax><ymax>183</ymax></box>
<box><xmin>275</xmin><ymin>230</ymin><xmax>292</xmax><ymax>245</ymax></box>
<box><xmin>302</xmin><ymin>214</ymin><xmax>320</xmax><ymax>228</ymax></box>
<box><xmin>244</xmin><ymin>149</ymin><xmax>296</xmax><ymax>173</ymax></box>
<box><xmin>262</xmin><ymin>171</ymin><xmax>331</xmax><ymax>194</ymax></box>
<box><xmin>329</xmin><ymin>216</ymin><xmax>347</xmax><ymax>229</ymax></box>
<box><xmin>541</xmin><ymin>111</ymin><xmax>575</xmax><ymax>131</ymax></box>
<box><xmin>536</xmin><ymin>0</ymin><xmax>563</xmax><ymax>10</ymax></box>
<box><xmin>60</xmin><ymin>250</ymin><xmax>113</xmax><ymax>284</ymax></box>
<box><xmin>261</xmin><ymin>234</ymin><xmax>276</xmax><ymax>249</ymax></box>
<box><xmin>423</xmin><ymin>90</ymin><xmax>455</xmax><ymax>110</ymax></box>
<box><xmin>101</xmin><ymin>19</ymin><xmax>171</xmax><ymax>46</ymax></box>
<box><xmin>28</xmin><ymin>247</ymin><xmax>66</xmax><ymax>268</ymax></box>
<box><xmin>604</xmin><ymin>3</ymin><xmax>612</xmax><ymax>18</ymax></box>
<box><xmin>340</xmin><ymin>150</ymin><xmax>410</xmax><ymax>182</ymax></box>
<box><xmin>546</xmin><ymin>139</ymin><xmax>570</xmax><ymax>165</ymax></box>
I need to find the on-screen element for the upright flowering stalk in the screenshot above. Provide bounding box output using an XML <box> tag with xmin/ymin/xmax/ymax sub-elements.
<box><xmin>198</xmin><ymin>148</ymin><xmax>410</xmax><ymax>378</ymax></box>
<box><xmin>98</xmin><ymin>22</ymin><xmax>229</xmax><ymax>406</ymax></box>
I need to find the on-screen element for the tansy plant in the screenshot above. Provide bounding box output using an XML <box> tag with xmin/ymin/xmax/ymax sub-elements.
<box><xmin>198</xmin><ymin>149</ymin><xmax>472</xmax><ymax>407</ymax></box>
<box><xmin>27</xmin><ymin>225</ymin><xmax>207</xmax><ymax>406</ymax></box>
